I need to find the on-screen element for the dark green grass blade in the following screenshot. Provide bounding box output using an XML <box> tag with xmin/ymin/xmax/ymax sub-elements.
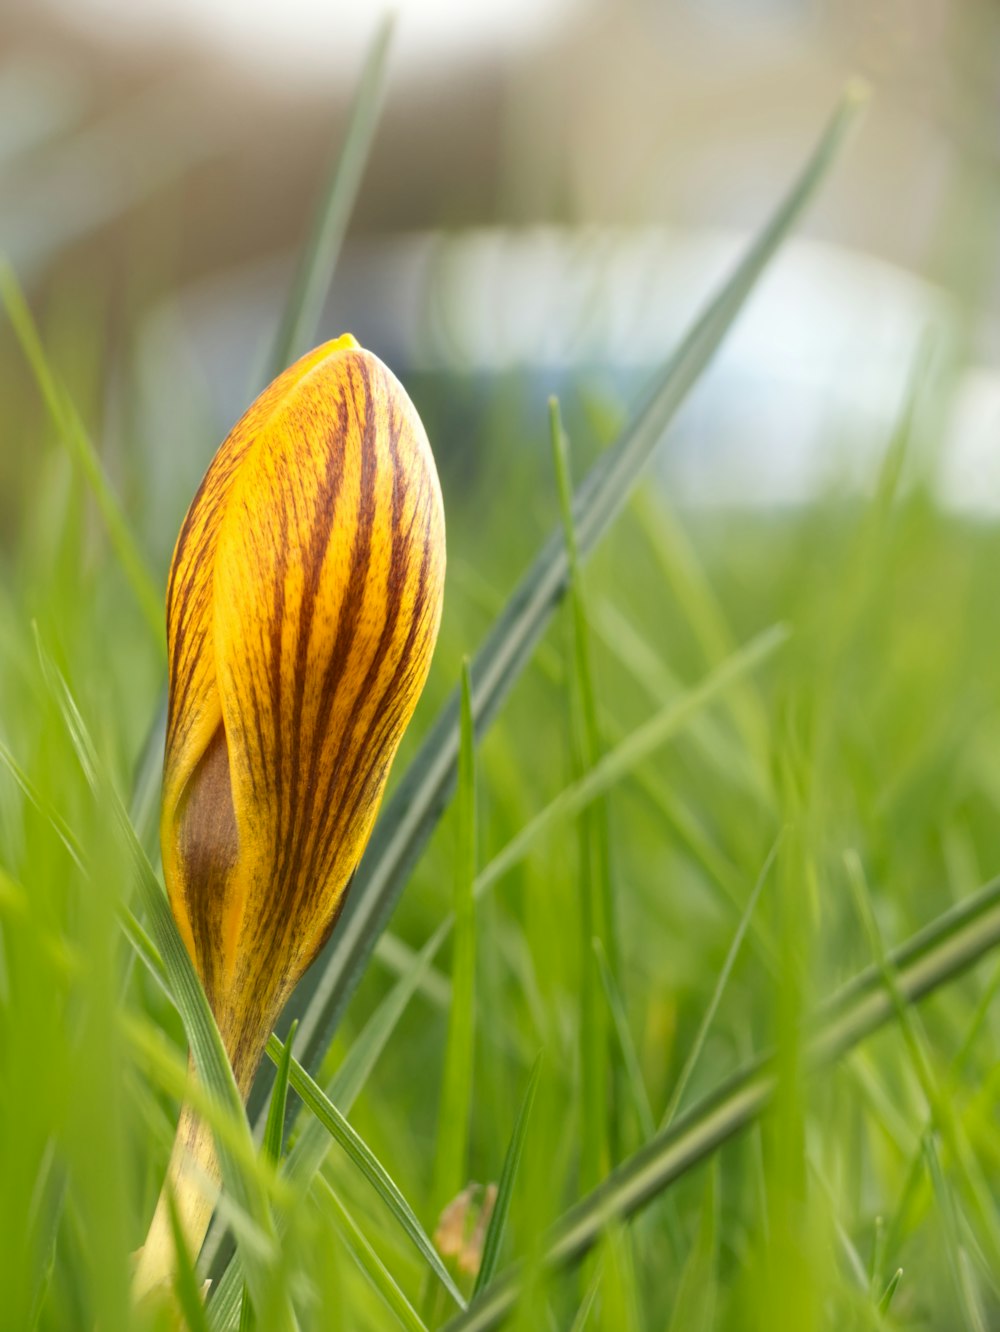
<box><xmin>277</xmin><ymin>85</ymin><xmax>867</xmax><ymax>1099</ymax></box>
<box><xmin>264</xmin><ymin>1021</ymin><xmax>297</xmax><ymax>1166</ymax></box>
<box><xmin>440</xmin><ymin>871</ymin><xmax>1000</xmax><ymax>1331</ymax></box>
<box><xmin>266</xmin><ymin>1035</ymin><xmax>467</xmax><ymax>1312</ymax></box>
<box><xmin>551</xmin><ymin>395</ymin><xmax>615</xmax><ymax>1193</ymax></box>
<box><xmin>431</xmin><ymin>660</ymin><xmax>478</xmax><ymax>1213</ymax></box>
<box><xmin>267</xmin><ymin>16</ymin><xmax>394</xmax><ymax>377</ymax></box>
<box><xmin>473</xmin><ymin>1055</ymin><xmax>542</xmax><ymax>1297</ymax></box>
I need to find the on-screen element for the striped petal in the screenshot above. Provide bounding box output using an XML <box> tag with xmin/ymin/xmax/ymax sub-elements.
<box><xmin>161</xmin><ymin>336</ymin><xmax>445</xmax><ymax>1089</ymax></box>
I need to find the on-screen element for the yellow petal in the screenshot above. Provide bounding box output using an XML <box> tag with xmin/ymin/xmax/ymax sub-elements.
<box><xmin>161</xmin><ymin>336</ymin><xmax>445</xmax><ymax>1086</ymax></box>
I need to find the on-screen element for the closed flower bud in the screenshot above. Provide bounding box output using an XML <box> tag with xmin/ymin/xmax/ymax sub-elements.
<box><xmin>135</xmin><ymin>335</ymin><xmax>446</xmax><ymax>1297</ymax></box>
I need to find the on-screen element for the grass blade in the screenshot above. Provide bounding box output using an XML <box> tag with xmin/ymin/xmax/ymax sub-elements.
<box><xmin>566</xmin><ymin>1262</ymin><xmax>603</xmax><ymax>1332</ymax></box>
<box><xmin>660</xmin><ymin>835</ymin><xmax>780</xmax><ymax>1129</ymax></box>
<box><xmin>438</xmin><ymin>869</ymin><xmax>1000</xmax><ymax>1330</ymax></box>
<box><xmin>203</xmin><ymin>923</ymin><xmax>451</xmax><ymax>1317</ymax></box>
<box><xmin>551</xmin><ymin>395</ymin><xmax>615</xmax><ymax>1192</ymax></box>
<box><xmin>877</xmin><ymin>1268</ymin><xmax>903</xmax><ymax>1316</ymax></box>
<box><xmin>333</xmin><ymin>925</ymin><xmax>452</xmax><ymax>1114</ymax></box>
<box><xmin>633</xmin><ymin>491</ymin><xmax>772</xmax><ymax>778</ymax></box>
<box><xmin>0</xmin><ymin>737</ymin><xmax>170</xmax><ymax>993</ymax></box>
<box><xmin>240</xmin><ymin>1022</ymin><xmax>298</xmax><ymax>1332</ymax></box>
<box><xmin>167</xmin><ymin>1189</ymin><xmax>212</xmax><ymax>1332</ymax></box>
<box><xmin>924</xmin><ymin>1134</ymin><xmax>987</xmax><ymax>1332</ymax></box>
<box><xmin>593</xmin><ymin>940</ymin><xmax>655</xmax><ymax>1143</ymax></box>
<box><xmin>477</xmin><ymin>623</ymin><xmax>789</xmax><ymax>893</ymax></box>
<box><xmin>267</xmin><ymin>16</ymin><xmax>393</xmax><ymax>377</ymax></box>
<box><xmin>473</xmin><ymin>1055</ymin><xmax>541</xmax><ymax>1297</ymax></box>
<box><xmin>316</xmin><ymin>1178</ymin><xmax>429</xmax><ymax>1332</ymax></box>
<box><xmin>432</xmin><ymin>660</ymin><xmax>478</xmax><ymax>1214</ymax></box>
<box><xmin>664</xmin><ymin>1163</ymin><xmax>718</xmax><ymax>1332</ymax></box>
<box><xmin>264</xmin><ymin>1021</ymin><xmax>297</xmax><ymax>1167</ymax></box>
<box><xmin>266</xmin><ymin>1034</ymin><xmax>467</xmax><ymax>1312</ymax></box>
<box><xmin>0</xmin><ymin>260</ymin><xmax>165</xmax><ymax>648</ymax></box>
<box><xmin>270</xmin><ymin>85</ymin><xmax>866</xmax><ymax>1101</ymax></box>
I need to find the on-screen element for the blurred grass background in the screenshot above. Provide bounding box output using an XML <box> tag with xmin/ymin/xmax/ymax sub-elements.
<box><xmin>4</xmin><ymin>1</ymin><xmax>1000</xmax><ymax>1329</ymax></box>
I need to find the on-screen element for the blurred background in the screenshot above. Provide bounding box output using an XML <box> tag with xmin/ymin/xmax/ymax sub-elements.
<box><xmin>4</xmin><ymin>0</ymin><xmax>1000</xmax><ymax>561</ymax></box>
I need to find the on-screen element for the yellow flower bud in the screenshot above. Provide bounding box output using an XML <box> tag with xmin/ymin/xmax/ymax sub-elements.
<box><xmin>135</xmin><ymin>335</ymin><xmax>445</xmax><ymax>1297</ymax></box>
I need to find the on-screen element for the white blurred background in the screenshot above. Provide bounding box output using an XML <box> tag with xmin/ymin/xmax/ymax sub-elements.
<box><xmin>3</xmin><ymin>0</ymin><xmax>1000</xmax><ymax>530</ymax></box>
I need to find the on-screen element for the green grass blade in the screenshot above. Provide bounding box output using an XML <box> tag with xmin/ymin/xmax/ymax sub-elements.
<box><xmin>266</xmin><ymin>1034</ymin><xmax>467</xmax><ymax>1312</ymax></box>
<box><xmin>877</xmin><ymin>1268</ymin><xmax>903</xmax><ymax>1316</ymax></box>
<box><xmin>438</xmin><ymin>870</ymin><xmax>1000</xmax><ymax>1331</ymax></box>
<box><xmin>593</xmin><ymin>600</ymin><xmax>770</xmax><ymax>811</ymax></box>
<box><xmin>472</xmin><ymin>1054</ymin><xmax>541</xmax><ymax>1297</ymax></box>
<box><xmin>566</xmin><ymin>1262</ymin><xmax>603</xmax><ymax>1332</ymax></box>
<box><xmin>272</xmin><ymin>85</ymin><xmax>865</xmax><ymax>1097</ymax></box>
<box><xmin>660</xmin><ymin>834</ymin><xmax>780</xmax><ymax>1128</ymax></box>
<box><xmin>316</xmin><ymin>1178</ymin><xmax>429</xmax><ymax>1332</ymax></box>
<box><xmin>264</xmin><ymin>1021</ymin><xmax>297</xmax><ymax>1167</ymax></box>
<box><xmin>122</xmin><ymin>1015</ymin><xmax>284</xmax><ymax>1208</ymax></box>
<box><xmin>0</xmin><ymin>737</ymin><xmax>170</xmax><ymax>992</ymax></box>
<box><xmin>374</xmin><ymin>930</ymin><xmax>451</xmax><ymax>1009</ymax></box>
<box><xmin>333</xmin><ymin>925</ymin><xmax>452</xmax><ymax>1114</ymax></box>
<box><xmin>477</xmin><ymin>623</ymin><xmax>789</xmax><ymax>893</ymax></box>
<box><xmin>32</xmin><ymin>636</ymin><xmax>287</xmax><ymax>1324</ymax></box>
<box><xmin>664</xmin><ymin>1162</ymin><xmax>718</xmax><ymax>1332</ymax></box>
<box><xmin>167</xmin><ymin>1189</ymin><xmax>213</xmax><ymax>1332</ymax></box>
<box><xmin>551</xmin><ymin>395</ymin><xmax>614</xmax><ymax>1193</ymax></box>
<box><xmin>0</xmin><ymin>260</ymin><xmax>165</xmax><ymax>648</ymax></box>
<box><xmin>237</xmin><ymin>1277</ymin><xmax>255</xmax><ymax>1332</ymax></box>
<box><xmin>432</xmin><ymin>660</ymin><xmax>478</xmax><ymax>1214</ymax></box>
<box><xmin>129</xmin><ymin>699</ymin><xmax>167</xmax><ymax>849</ymax></box>
<box><xmin>633</xmin><ymin>491</ymin><xmax>772</xmax><ymax>778</ymax></box>
<box><xmin>267</xmin><ymin>16</ymin><xmax>393</xmax><ymax>377</ymax></box>
<box><xmin>923</xmin><ymin>1134</ymin><xmax>987</xmax><ymax>1332</ymax></box>
<box><xmin>593</xmin><ymin>939</ymin><xmax>655</xmax><ymax>1143</ymax></box>
<box><xmin>239</xmin><ymin>1021</ymin><xmax>297</xmax><ymax>1332</ymax></box>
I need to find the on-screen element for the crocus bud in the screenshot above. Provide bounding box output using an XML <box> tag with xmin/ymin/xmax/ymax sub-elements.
<box><xmin>135</xmin><ymin>335</ymin><xmax>445</xmax><ymax>1297</ymax></box>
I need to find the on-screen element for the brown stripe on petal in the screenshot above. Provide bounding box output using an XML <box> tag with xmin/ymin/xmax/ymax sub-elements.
<box><xmin>266</xmin><ymin>482</ymin><xmax>290</xmax><ymax>867</ymax></box>
<box><xmin>294</xmin><ymin>394</ymin><xmax>411</xmax><ymax>909</ymax></box>
<box><xmin>274</xmin><ymin>359</ymin><xmax>381</xmax><ymax>899</ymax></box>
<box><xmin>282</xmin><ymin>394</ymin><xmax>351</xmax><ymax>899</ymax></box>
<box><xmin>311</xmin><ymin>491</ymin><xmax>438</xmax><ymax>902</ymax></box>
